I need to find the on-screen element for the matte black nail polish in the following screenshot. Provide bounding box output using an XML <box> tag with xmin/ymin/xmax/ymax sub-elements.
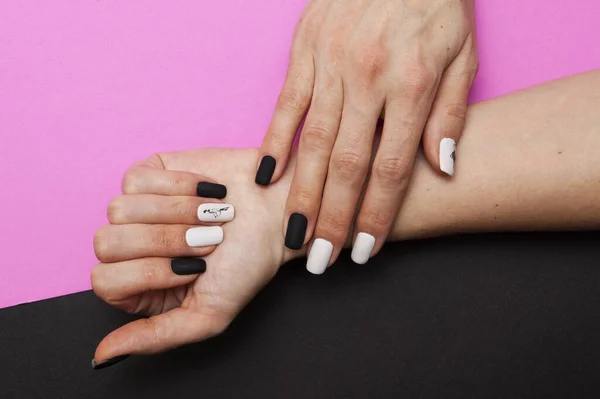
<box><xmin>285</xmin><ymin>213</ymin><xmax>308</xmax><ymax>250</ymax></box>
<box><xmin>171</xmin><ymin>258</ymin><xmax>207</xmax><ymax>275</ymax></box>
<box><xmin>255</xmin><ymin>156</ymin><xmax>276</xmax><ymax>186</ymax></box>
<box><xmin>91</xmin><ymin>355</ymin><xmax>129</xmax><ymax>370</ymax></box>
<box><xmin>197</xmin><ymin>182</ymin><xmax>227</xmax><ymax>199</ymax></box>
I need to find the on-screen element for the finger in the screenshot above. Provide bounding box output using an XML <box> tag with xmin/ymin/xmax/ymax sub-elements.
<box><xmin>422</xmin><ymin>36</ymin><xmax>478</xmax><ymax>177</ymax></box>
<box><xmin>306</xmin><ymin>95</ymin><xmax>381</xmax><ymax>274</ymax></box>
<box><xmin>94</xmin><ymin>224</ymin><xmax>223</xmax><ymax>263</ymax></box>
<box><xmin>92</xmin><ymin>307</ymin><xmax>231</xmax><ymax>369</ymax></box>
<box><xmin>123</xmin><ymin>154</ymin><xmax>226</xmax><ymax>198</ymax></box>
<box><xmin>352</xmin><ymin>73</ymin><xmax>438</xmax><ymax>264</ymax></box>
<box><xmin>107</xmin><ymin>194</ymin><xmax>235</xmax><ymax>225</ymax></box>
<box><xmin>91</xmin><ymin>257</ymin><xmax>205</xmax><ymax>308</ymax></box>
<box><xmin>283</xmin><ymin>71</ymin><xmax>343</xmax><ymax>250</ymax></box>
<box><xmin>255</xmin><ymin>52</ymin><xmax>315</xmax><ymax>186</ymax></box>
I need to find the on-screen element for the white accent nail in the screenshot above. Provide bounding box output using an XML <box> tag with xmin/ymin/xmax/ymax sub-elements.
<box><xmin>440</xmin><ymin>138</ymin><xmax>456</xmax><ymax>176</ymax></box>
<box><xmin>185</xmin><ymin>226</ymin><xmax>223</xmax><ymax>247</ymax></box>
<box><xmin>197</xmin><ymin>203</ymin><xmax>235</xmax><ymax>222</ymax></box>
<box><xmin>351</xmin><ymin>233</ymin><xmax>376</xmax><ymax>265</ymax></box>
<box><xmin>306</xmin><ymin>239</ymin><xmax>333</xmax><ymax>275</ymax></box>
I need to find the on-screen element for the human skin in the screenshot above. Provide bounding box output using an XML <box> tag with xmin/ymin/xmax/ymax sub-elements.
<box><xmin>92</xmin><ymin>69</ymin><xmax>600</xmax><ymax>367</ymax></box>
<box><xmin>256</xmin><ymin>0</ymin><xmax>478</xmax><ymax>269</ymax></box>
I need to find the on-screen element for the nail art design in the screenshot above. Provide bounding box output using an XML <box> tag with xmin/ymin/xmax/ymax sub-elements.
<box><xmin>197</xmin><ymin>204</ymin><xmax>235</xmax><ymax>222</ymax></box>
<box><xmin>440</xmin><ymin>138</ymin><xmax>456</xmax><ymax>176</ymax></box>
<box><xmin>185</xmin><ymin>226</ymin><xmax>224</xmax><ymax>247</ymax></box>
<box><xmin>351</xmin><ymin>232</ymin><xmax>376</xmax><ymax>265</ymax></box>
<box><xmin>196</xmin><ymin>182</ymin><xmax>227</xmax><ymax>199</ymax></box>
<box><xmin>306</xmin><ymin>238</ymin><xmax>333</xmax><ymax>275</ymax></box>
<box><xmin>91</xmin><ymin>355</ymin><xmax>129</xmax><ymax>370</ymax></box>
<box><xmin>171</xmin><ymin>258</ymin><xmax>207</xmax><ymax>275</ymax></box>
<box><xmin>285</xmin><ymin>213</ymin><xmax>307</xmax><ymax>250</ymax></box>
<box><xmin>255</xmin><ymin>155</ymin><xmax>276</xmax><ymax>186</ymax></box>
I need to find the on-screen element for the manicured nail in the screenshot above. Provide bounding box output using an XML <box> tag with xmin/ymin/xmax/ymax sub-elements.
<box><xmin>171</xmin><ymin>258</ymin><xmax>207</xmax><ymax>275</ymax></box>
<box><xmin>197</xmin><ymin>203</ymin><xmax>235</xmax><ymax>222</ymax></box>
<box><xmin>255</xmin><ymin>155</ymin><xmax>276</xmax><ymax>186</ymax></box>
<box><xmin>440</xmin><ymin>138</ymin><xmax>456</xmax><ymax>176</ymax></box>
<box><xmin>185</xmin><ymin>226</ymin><xmax>223</xmax><ymax>247</ymax></box>
<box><xmin>351</xmin><ymin>232</ymin><xmax>376</xmax><ymax>264</ymax></box>
<box><xmin>91</xmin><ymin>355</ymin><xmax>129</xmax><ymax>370</ymax></box>
<box><xmin>306</xmin><ymin>238</ymin><xmax>333</xmax><ymax>275</ymax></box>
<box><xmin>285</xmin><ymin>213</ymin><xmax>307</xmax><ymax>250</ymax></box>
<box><xmin>197</xmin><ymin>182</ymin><xmax>227</xmax><ymax>199</ymax></box>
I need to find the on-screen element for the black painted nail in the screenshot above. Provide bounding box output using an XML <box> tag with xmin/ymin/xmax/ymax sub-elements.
<box><xmin>285</xmin><ymin>213</ymin><xmax>307</xmax><ymax>250</ymax></box>
<box><xmin>197</xmin><ymin>182</ymin><xmax>227</xmax><ymax>199</ymax></box>
<box><xmin>255</xmin><ymin>156</ymin><xmax>276</xmax><ymax>186</ymax></box>
<box><xmin>91</xmin><ymin>355</ymin><xmax>129</xmax><ymax>370</ymax></box>
<box><xmin>171</xmin><ymin>258</ymin><xmax>207</xmax><ymax>275</ymax></box>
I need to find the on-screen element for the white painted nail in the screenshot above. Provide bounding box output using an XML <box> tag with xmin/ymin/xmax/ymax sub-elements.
<box><xmin>440</xmin><ymin>138</ymin><xmax>456</xmax><ymax>176</ymax></box>
<box><xmin>351</xmin><ymin>233</ymin><xmax>376</xmax><ymax>265</ymax></box>
<box><xmin>306</xmin><ymin>239</ymin><xmax>333</xmax><ymax>275</ymax></box>
<box><xmin>197</xmin><ymin>203</ymin><xmax>235</xmax><ymax>222</ymax></box>
<box><xmin>185</xmin><ymin>226</ymin><xmax>223</xmax><ymax>247</ymax></box>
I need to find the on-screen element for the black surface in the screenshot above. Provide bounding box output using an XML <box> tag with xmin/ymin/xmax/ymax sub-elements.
<box><xmin>2</xmin><ymin>232</ymin><xmax>600</xmax><ymax>398</ymax></box>
<box><xmin>255</xmin><ymin>155</ymin><xmax>276</xmax><ymax>186</ymax></box>
<box><xmin>285</xmin><ymin>212</ymin><xmax>309</xmax><ymax>250</ymax></box>
<box><xmin>171</xmin><ymin>258</ymin><xmax>207</xmax><ymax>275</ymax></box>
<box><xmin>196</xmin><ymin>182</ymin><xmax>227</xmax><ymax>199</ymax></box>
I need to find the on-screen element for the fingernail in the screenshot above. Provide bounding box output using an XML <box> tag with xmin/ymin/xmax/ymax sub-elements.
<box><xmin>255</xmin><ymin>155</ymin><xmax>276</xmax><ymax>186</ymax></box>
<box><xmin>285</xmin><ymin>213</ymin><xmax>307</xmax><ymax>250</ymax></box>
<box><xmin>91</xmin><ymin>355</ymin><xmax>129</xmax><ymax>370</ymax></box>
<box><xmin>197</xmin><ymin>182</ymin><xmax>227</xmax><ymax>199</ymax></box>
<box><xmin>171</xmin><ymin>258</ymin><xmax>207</xmax><ymax>275</ymax></box>
<box><xmin>197</xmin><ymin>203</ymin><xmax>235</xmax><ymax>222</ymax></box>
<box><xmin>351</xmin><ymin>232</ymin><xmax>376</xmax><ymax>264</ymax></box>
<box><xmin>440</xmin><ymin>138</ymin><xmax>456</xmax><ymax>176</ymax></box>
<box><xmin>306</xmin><ymin>238</ymin><xmax>333</xmax><ymax>275</ymax></box>
<box><xmin>185</xmin><ymin>226</ymin><xmax>224</xmax><ymax>247</ymax></box>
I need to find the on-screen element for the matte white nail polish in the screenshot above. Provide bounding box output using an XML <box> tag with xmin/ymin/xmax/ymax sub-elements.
<box><xmin>440</xmin><ymin>138</ymin><xmax>456</xmax><ymax>176</ymax></box>
<box><xmin>185</xmin><ymin>226</ymin><xmax>223</xmax><ymax>247</ymax></box>
<box><xmin>306</xmin><ymin>239</ymin><xmax>333</xmax><ymax>275</ymax></box>
<box><xmin>197</xmin><ymin>203</ymin><xmax>235</xmax><ymax>222</ymax></box>
<box><xmin>351</xmin><ymin>233</ymin><xmax>375</xmax><ymax>265</ymax></box>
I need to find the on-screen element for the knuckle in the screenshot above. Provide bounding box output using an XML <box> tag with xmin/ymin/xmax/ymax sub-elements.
<box><xmin>301</xmin><ymin>123</ymin><xmax>334</xmax><ymax>152</ymax></box>
<box><xmin>290</xmin><ymin>184</ymin><xmax>316</xmax><ymax>208</ymax></box>
<box><xmin>331</xmin><ymin>151</ymin><xmax>368</xmax><ymax>185</ymax></box>
<box><xmin>325</xmin><ymin>38</ymin><xmax>346</xmax><ymax>63</ymax></box>
<box><xmin>398</xmin><ymin>59</ymin><xmax>437</xmax><ymax>98</ymax></box>
<box><xmin>169</xmin><ymin>199</ymin><xmax>195</xmax><ymax>220</ymax></box>
<box><xmin>352</xmin><ymin>42</ymin><xmax>386</xmax><ymax>83</ymax></box>
<box><xmin>360</xmin><ymin>208</ymin><xmax>394</xmax><ymax>231</ymax></box>
<box><xmin>90</xmin><ymin>264</ymin><xmax>108</xmax><ymax>298</ymax></box>
<box><xmin>316</xmin><ymin>210</ymin><xmax>349</xmax><ymax>241</ymax></box>
<box><xmin>374</xmin><ymin>157</ymin><xmax>411</xmax><ymax>186</ymax></box>
<box><xmin>151</xmin><ymin>226</ymin><xmax>179</xmax><ymax>251</ymax></box>
<box><xmin>444</xmin><ymin>102</ymin><xmax>468</xmax><ymax>121</ymax></box>
<box><xmin>107</xmin><ymin>196</ymin><xmax>128</xmax><ymax>224</ymax></box>
<box><xmin>121</xmin><ymin>168</ymin><xmax>142</xmax><ymax>194</ymax></box>
<box><xmin>93</xmin><ymin>226</ymin><xmax>113</xmax><ymax>262</ymax></box>
<box><xmin>277</xmin><ymin>87</ymin><xmax>311</xmax><ymax>115</ymax></box>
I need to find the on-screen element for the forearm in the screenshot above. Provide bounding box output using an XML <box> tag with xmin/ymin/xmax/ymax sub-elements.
<box><xmin>391</xmin><ymin>69</ymin><xmax>600</xmax><ymax>241</ymax></box>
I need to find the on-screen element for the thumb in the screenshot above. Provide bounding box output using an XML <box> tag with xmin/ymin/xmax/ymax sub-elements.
<box><xmin>422</xmin><ymin>36</ymin><xmax>478</xmax><ymax>177</ymax></box>
<box><xmin>92</xmin><ymin>308</ymin><xmax>230</xmax><ymax>370</ymax></box>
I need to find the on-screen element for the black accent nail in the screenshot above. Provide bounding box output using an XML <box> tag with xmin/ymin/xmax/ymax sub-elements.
<box><xmin>91</xmin><ymin>355</ymin><xmax>129</xmax><ymax>370</ymax></box>
<box><xmin>196</xmin><ymin>182</ymin><xmax>227</xmax><ymax>199</ymax></box>
<box><xmin>285</xmin><ymin>213</ymin><xmax>308</xmax><ymax>250</ymax></box>
<box><xmin>255</xmin><ymin>156</ymin><xmax>276</xmax><ymax>186</ymax></box>
<box><xmin>171</xmin><ymin>258</ymin><xmax>207</xmax><ymax>275</ymax></box>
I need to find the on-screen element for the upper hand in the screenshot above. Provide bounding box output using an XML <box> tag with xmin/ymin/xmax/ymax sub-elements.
<box><xmin>255</xmin><ymin>0</ymin><xmax>478</xmax><ymax>274</ymax></box>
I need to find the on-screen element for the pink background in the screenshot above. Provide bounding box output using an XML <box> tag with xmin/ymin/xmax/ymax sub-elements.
<box><xmin>0</xmin><ymin>1</ymin><xmax>599</xmax><ymax>309</ymax></box>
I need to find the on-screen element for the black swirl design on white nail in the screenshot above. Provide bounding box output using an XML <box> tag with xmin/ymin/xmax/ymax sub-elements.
<box><xmin>203</xmin><ymin>207</ymin><xmax>230</xmax><ymax>219</ymax></box>
<box><xmin>450</xmin><ymin>150</ymin><xmax>456</xmax><ymax>161</ymax></box>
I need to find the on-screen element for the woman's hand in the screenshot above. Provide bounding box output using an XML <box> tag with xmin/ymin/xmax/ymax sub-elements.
<box><xmin>92</xmin><ymin>148</ymin><xmax>296</xmax><ymax>369</ymax></box>
<box><xmin>256</xmin><ymin>0</ymin><xmax>477</xmax><ymax>273</ymax></box>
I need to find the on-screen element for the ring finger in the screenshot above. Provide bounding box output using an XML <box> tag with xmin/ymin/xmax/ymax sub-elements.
<box><xmin>107</xmin><ymin>194</ymin><xmax>235</xmax><ymax>225</ymax></box>
<box><xmin>94</xmin><ymin>224</ymin><xmax>223</xmax><ymax>263</ymax></box>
